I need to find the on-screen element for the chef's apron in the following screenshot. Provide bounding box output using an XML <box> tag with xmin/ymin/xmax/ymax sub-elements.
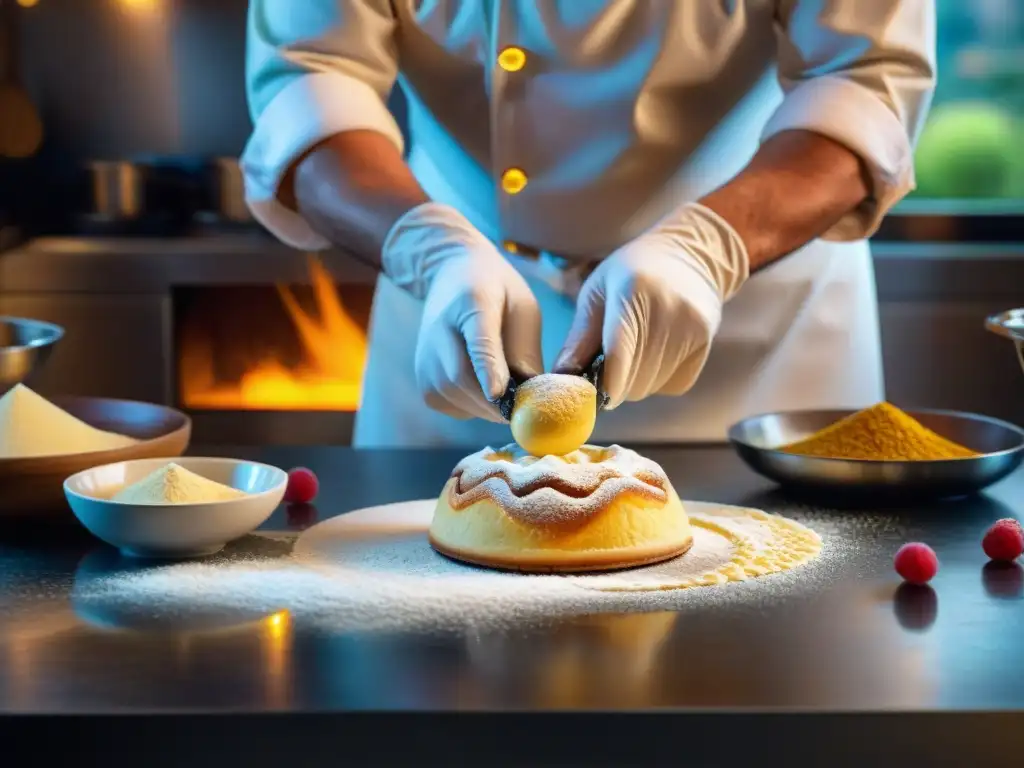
<box><xmin>352</xmin><ymin>72</ymin><xmax>885</xmax><ymax>449</ymax></box>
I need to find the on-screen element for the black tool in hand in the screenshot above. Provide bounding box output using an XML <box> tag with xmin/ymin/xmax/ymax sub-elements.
<box><xmin>579</xmin><ymin>353</ymin><xmax>610</xmax><ymax>411</ymax></box>
<box><xmin>493</xmin><ymin>354</ymin><xmax>609</xmax><ymax>421</ymax></box>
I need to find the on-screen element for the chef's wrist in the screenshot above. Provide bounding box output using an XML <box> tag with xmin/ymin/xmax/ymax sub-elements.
<box><xmin>651</xmin><ymin>202</ymin><xmax>750</xmax><ymax>304</ymax></box>
<box><xmin>381</xmin><ymin>201</ymin><xmax>498</xmax><ymax>299</ymax></box>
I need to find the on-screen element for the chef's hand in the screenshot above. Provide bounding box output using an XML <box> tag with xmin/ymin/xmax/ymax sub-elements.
<box><xmin>554</xmin><ymin>203</ymin><xmax>749</xmax><ymax>409</ymax></box>
<box><xmin>382</xmin><ymin>202</ymin><xmax>543</xmax><ymax>422</ymax></box>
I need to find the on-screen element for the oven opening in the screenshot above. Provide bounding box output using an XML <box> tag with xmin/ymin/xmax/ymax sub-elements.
<box><xmin>173</xmin><ymin>256</ymin><xmax>373</xmax><ymax>413</ymax></box>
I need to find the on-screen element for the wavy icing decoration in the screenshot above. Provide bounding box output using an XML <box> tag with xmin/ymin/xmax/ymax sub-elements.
<box><xmin>447</xmin><ymin>444</ymin><xmax>671</xmax><ymax>526</ymax></box>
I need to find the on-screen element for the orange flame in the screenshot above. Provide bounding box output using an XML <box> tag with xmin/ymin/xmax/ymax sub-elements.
<box><xmin>180</xmin><ymin>256</ymin><xmax>368</xmax><ymax>411</ymax></box>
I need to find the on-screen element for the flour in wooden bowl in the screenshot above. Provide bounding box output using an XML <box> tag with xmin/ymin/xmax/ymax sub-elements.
<box><xmin>0</xmin><ymin>384</ymin><xmax>136</xmax><ymax>459</ymax></box>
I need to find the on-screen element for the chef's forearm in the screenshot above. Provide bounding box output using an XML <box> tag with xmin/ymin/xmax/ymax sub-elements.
<box><xmin>700</xmin><ymin>130</ymin><xmax>872</xmax><ymax>272</ymax></box>
<box><xmin>282</xmin><ymin>130</ymin><xmax>430</xmax><ymax>267</ymax></box>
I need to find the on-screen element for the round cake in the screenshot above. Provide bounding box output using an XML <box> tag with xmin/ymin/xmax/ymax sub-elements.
<box><xmin>429</xmin><ymin>444</ymin><xmax>693</xmax><ymax>572</ymax></box>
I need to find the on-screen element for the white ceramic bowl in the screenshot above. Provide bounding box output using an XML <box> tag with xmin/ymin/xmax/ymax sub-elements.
<box><xmin>64</xmin><ymin>457</ymin><xmax>288</xmax><ymax>559</ymax></box>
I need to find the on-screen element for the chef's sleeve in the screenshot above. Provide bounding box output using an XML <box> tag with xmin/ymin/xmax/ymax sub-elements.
<box><xmin>242</xmin><ymin>0</ymin><xmax>402</xmax><ymax>249</ymax></box>
<box><xmin>765</xmin><ymin>0</ymin><xmax>937</xmax><ymax>241</ymax></box>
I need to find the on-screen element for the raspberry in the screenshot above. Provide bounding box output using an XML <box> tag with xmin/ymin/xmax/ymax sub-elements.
<box><xmin>284</xmin><ymin>467</ymin><xmax>319</xmax><ymax>504</ymax></box>
<box><xmin>982</xmin><ymin>518</ymin><xmax>1024</xmax><ymax>562</ymax></box>
<box><xmin>894</xmin><ymin>542</ymin><xmax>938</xmax><ymax>585</ymax></box>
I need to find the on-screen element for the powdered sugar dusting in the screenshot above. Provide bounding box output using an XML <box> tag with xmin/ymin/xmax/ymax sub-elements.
<box><xmin>450</xmin><ymin>444</ymin><xmax>669</xmax><ymax>525</ymax></box>
<box><xmin>514</xmin><ymin>373</ymin><xmax>594</xmax><ymax>421</ymax></box>
<box><xmin>71</xmin><ymin>500</ymin><xmax>826</xmax><ymax>635</ymax></box>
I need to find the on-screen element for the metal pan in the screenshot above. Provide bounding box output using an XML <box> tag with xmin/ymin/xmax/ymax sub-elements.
<box><xmin>0</xmin><ymin>315</ymin><xmax>63</xmax><ymax>395</ymax></box>
<box><xmin>987</xmin><ymin>308</ymin><xmax>1024</xmax><ymax>377</ymax></box>
<box><xmin>728</xmin><ymin>408</ymin><xmax>1024</xmax><ymax>500</ymax></box>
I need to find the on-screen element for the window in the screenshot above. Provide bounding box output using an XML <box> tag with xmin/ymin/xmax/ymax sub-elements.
<box><xmin>883</xmin><ymin>0</ymin><xmax>1024</xmax><ymax>240</ymax></box>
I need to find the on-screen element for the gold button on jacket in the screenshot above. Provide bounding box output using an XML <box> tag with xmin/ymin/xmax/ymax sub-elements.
<box><xmin>246</xmin><ymin>1</ymin><xmax>935</xmax><ymax>257</ymax></box>
<box><xmin>497</xmin><ymin>46</ymin><xmax>527</xmax><ymax>73</ymax></box>
<box><xmin>243</xmin><ymin>0</ymin><xmax>936</xmax><ymax>449</ymax></box>
<box><xmin>501</xmin><ymin>168</ymin><xmax>528</xmax><ymax>195</ymax></box>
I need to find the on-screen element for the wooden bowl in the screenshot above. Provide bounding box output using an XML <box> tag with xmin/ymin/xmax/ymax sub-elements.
<box><xmin>0</xmin><ymin>396</ymin><xmax>191</xmax><ymax>520</ymax></box>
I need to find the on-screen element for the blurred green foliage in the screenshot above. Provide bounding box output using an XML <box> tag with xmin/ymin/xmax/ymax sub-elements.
<box><xmin>908</xmin><ymin>0</ymin><xmax>1023</xmax><ymax>201</ymax></box>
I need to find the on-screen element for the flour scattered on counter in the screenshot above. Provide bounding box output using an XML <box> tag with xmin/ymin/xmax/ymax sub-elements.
<box><xmin>71</xmin><ymin>500</ymin><xmax>853</xmax><ymax>635</ymax></box>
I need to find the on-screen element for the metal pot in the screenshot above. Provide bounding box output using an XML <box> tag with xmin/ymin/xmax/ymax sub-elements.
<box><xmin>210</xmin><ymin>157</ymin><xmax>251</xmax><ymax>223</ymax></box>
<box><xmin>986</xmin><ymin>309</ymin><xmax>1024</xmax><ymax>378</ymax></box>
<box><xmin>86</xmin><ymin>161</ymin><xmax>145</xmax><ymax>221</ymax></box>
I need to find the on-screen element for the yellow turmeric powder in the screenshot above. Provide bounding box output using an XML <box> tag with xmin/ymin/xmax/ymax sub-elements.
<box><xmin>779</xmin><ymin>402</ymin><xmax>978</xmax><ymax>461</ymax></box>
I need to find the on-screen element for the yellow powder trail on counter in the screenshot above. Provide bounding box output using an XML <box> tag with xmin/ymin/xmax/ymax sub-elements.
<box><xmin>778</xmin><ymin>402</ymin><xmax>978</xmax><ymax>461</ymax></box>
<box><xmin>112</xmin><ymin>463</ymin><xmax>247</xmax><ymax>504</ymax></box>
<box><xmin>0</xmin><ymin>384</ymin><xmax>137</xmax><ymax>459</ymax></box>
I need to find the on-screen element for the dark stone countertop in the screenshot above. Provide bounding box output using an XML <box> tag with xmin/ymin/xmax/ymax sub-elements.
<box><xmin>2</xmin><ymin>444</ymin><xmax>1024</xmax><ymax>766</ymax></box>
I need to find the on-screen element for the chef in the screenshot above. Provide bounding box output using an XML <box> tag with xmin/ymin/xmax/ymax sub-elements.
<box><xmin>242</xmin><ymin>1</ymin><xmax>936</xmax><ymax>449</ymax></box>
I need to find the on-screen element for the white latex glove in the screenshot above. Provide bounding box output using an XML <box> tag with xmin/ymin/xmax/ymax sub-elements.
<box><xmin>382</xmin><ymin>202</ymin><xmax>543</xmax><ymax>422</ymax></box>
<box><xmin>554</xmin><ymin>203</ymin><xmax>749</xmax><ymax>409</ymax></box>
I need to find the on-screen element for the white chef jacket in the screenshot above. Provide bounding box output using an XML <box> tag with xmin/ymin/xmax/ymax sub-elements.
<box><xmin>242</xmin><ymin>0</ymin><xmax>936</xmax><ymax>449</ymax></box>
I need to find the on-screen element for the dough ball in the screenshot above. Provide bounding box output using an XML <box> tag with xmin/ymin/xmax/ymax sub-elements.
<box><xmin>510</xmin><ymin>374</ymin><xmax>597</xmax><ymax>457</ymax></box>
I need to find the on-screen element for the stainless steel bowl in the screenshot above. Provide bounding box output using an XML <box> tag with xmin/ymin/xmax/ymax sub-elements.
<box><xmin>728</xmin><ymin>408</ymin><xmax>1024</xmax><ymax>500</ymax></box>
<box><xmin>986</xmin><ymin>308</ymin><xmax>1024</xmax><ymax>377</ymax></box>
<box><xmin>0</xmin><ymin>316</ymin><xmax>64</xmax><ymax>394</ymax></box>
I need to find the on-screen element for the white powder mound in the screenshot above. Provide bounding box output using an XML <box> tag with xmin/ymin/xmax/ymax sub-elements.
<box><xmin>71</xmin><ymin>500</ymin><xmax>832</xmax><ymax>635</ymax></box>
<box><xmin>0</xmin><ymin>384</ymin><xmax>137</xmax><ymax>459</ymax></box>
<box><xmin>111</xmin><ymin>463</ymin><xmax>247</xmax><ymax>505</ymax></box>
